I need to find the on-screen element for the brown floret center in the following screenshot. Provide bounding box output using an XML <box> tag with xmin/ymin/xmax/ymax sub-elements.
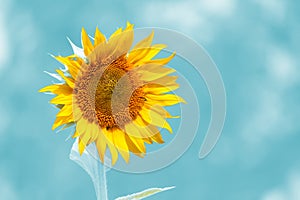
<box><xmin>74</xmin><ymin>56</ymin><xmax>145</xmax><ymax>129</ymax></box>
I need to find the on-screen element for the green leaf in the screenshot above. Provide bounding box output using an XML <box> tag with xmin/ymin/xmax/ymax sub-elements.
<box><xmin>115</xmin><ymin>186</ymin><xmax>175</xmax><ymax>200</ymax></box>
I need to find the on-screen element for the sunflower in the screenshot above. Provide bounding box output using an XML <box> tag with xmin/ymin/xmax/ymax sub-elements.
<box><xmin>40</xmin><ymin>22</ymin><xmax>185</xmax><ymax>165</ymax></box>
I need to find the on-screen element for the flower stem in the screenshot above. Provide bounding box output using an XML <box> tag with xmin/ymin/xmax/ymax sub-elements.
<box><xmin>69</xmin><ymin>141</ymin><xmax>109</xmax><ymax>200</ymax></box>
<box><xmin>94</xmin><ymin>160</ymin><xmax>108</xmax><ymax>200</ymax></box>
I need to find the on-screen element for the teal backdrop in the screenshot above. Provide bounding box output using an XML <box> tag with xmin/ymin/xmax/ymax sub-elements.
<box><xmin>0</xmin><ymin>0</ymin><xmax>299</xmax><ymax>199</ymax></box>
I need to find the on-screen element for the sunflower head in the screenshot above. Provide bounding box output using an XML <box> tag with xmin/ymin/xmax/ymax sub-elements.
<box><xmin>40</xmin><ymin>22</ymin><xmax>185</xmax><ymax>165</ymax></box>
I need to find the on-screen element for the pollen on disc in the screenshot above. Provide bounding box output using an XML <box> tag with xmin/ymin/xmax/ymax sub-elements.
<box><xmin>74</xmin><ymin>55</ymin><xmax>146</xmax><ymax>129</ymax></box>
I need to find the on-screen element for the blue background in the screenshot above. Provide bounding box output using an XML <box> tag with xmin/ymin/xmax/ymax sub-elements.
<box><xmin>0</xmin><ymin>0</ymin><xmax>300</xmax><ymax>199</ymax></box>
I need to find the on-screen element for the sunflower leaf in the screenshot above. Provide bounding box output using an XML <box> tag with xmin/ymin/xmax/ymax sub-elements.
<box><xmin>115</xmin><ymin>186</ymin><xmax>175</xmax><ymax>200</ymax></box>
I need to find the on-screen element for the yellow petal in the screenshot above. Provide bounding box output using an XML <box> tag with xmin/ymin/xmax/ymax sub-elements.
<box><xmin>125</xmin><ymin>122</ymin><xmax>143</xmax><ymax>138</ymax></box>
<box><xmin>76</xmin><ymin>118</ymin><xmax>89</xmax><ymax>137</ymax></box>
<box><xmin>90</xmin><ymin>28</ymin><xmax>133</xmax><ymax>64</ymax></box>
<box><xmin>76</xmin><ymin>118</ymin><xmax>93</xmax><ymax>155</ymax></box>
<box><xmin>133</xmin><ymin>116</ymin><xmax>162</xmax><ymax>137</ymax></box>
<box><xmin>139</xmin><ymin>63</ymin><xmax>175</xmax><ymax>74</ymax></box>
<box><xmin>139</xmin><ymin>107</ymin><xmax>173</xmax><ymax>133</ymax></box>
<box><xmin>109</xmin><ymin>27</ymin><xmax>123</xmax><ymax>40</ymax></box>
<box><xmin>137</xmin><ymin>44</ymin><xmax>167</xmax><ymax>64</ymax></box>
<box><xmin>73</xmin><ymin>104</ymin><xmax>83</xmax><ymax>121</ymax></box>
<box><xmin>81</xmin><ymin>27</ymin><xmax>94</xmax><ymax>56</ymax></box>
<box><xmin>143</xmin><ymin>137</ymin><xmax>153</xmax><ymax>144</ymax></box>
<box><xmin>50</xmin><ymin>94</ymin><xmax>72</xmax><ymax>105</ymax></box>
<box><xmin>52</xmin><ymin>117</ymin><xmax>64</xmax><ymax>130</ymax></box>
<box><xmin>79</xmin><ymin>130</ymin><xmax>92</xmax><ymax>155</ymax></box>
<box><xmin>56</xmin><ymin>69</ymin><xmax>75</xmax><ymax>88</ymax></box>
<box><xmin>39</xmin><ymin>84</ymin><xmax>73</xmax><ymax>95</ymax></box>
<box><xmin>124</xmin><ymin>119</ymin><xmax>147</xmax><ymax>154</ymax></box>
<box><xmin>39</xmin><ymin>84</ymin><xmax>58</xmax><ymax>93</ymax></box>
<box><xmin>72</xmin><ymin>131</ymin><xmax>79</xmax><ymax>138</ymax></box>
<box><xmin>145</xmin><ymin>93</ymin><xmax>186</xmax><ymax>106</ymax></box>
<box><xmin>52</xmin><ymin>115</ymin><xmax>73</xmax><ymax>130</ymax></box>
<box><xmin>150</xmin><ymin>132</ymin><xmax>164</xmax><ymax>144</ymax></box>
<box><xmin>54</xmin><ymin>56</ymin><xmax>80</xmax><ymax>78</ymax></box>
<box><xmin>90</xmin><ymin>123</ymin><xmax>100</xmax><ymax>142</ymax></box>
<box><xmin>124</xmin><ymin>134</ymin><xmax>145</xmax><ymax>156</ymax></box>
<box><xmin>102</xmin><ymin>128</ymin><xmax>119</xmax><ymax>165</ymax></box>
<box><xmin>126</xmin><ymin>121</ymin><xmax>154</xmax><ymax>143</ymax></box>
<box><xmin>108</xmin><ymin>28</ymin><xmax>134</xmax><ymax>58</ymax></box>
<box><xmin>138</xmin><ymin>65</ymin><xmax>176</xmax><ymax>81</ymax></box>
<box><xmin>143</xmin><ymin>83</ymin><xmax>179</xmax><ymax>94</ymax></box>
<box><xmin>144</xmin><ymin>103</ymin><xmax>178</xmax><ymax>119</ymax></box>
<box><xmin>94</xmin><ymin>27</ymin><xmax>106</xmax><ymax>47</ymax></box>
<box><xmin>129</xmin><ymin>135</ymin><xmax>146</xmax><ymax>154</ymax></box>
<box><xmin>124</xmin><ymin>21</ymin><xmax>134</xmax><ymax>31</ymax></box>
<box><xmin>149</xmin><ymin>75</ymin><xmax>178</xmax><ymax>87</ymax></box>
<box><xmin>84</xmin><ymin>123</ymin><xmax>96</xmax><ymax>144</ymax></box>
<box><xmin>78</xmin><ymin>137</ymin><xmax>86</xmax><ymax>155</ymax></box>
<box><xmin>134</xmin><ymin>119</ymin><xmax>165</xmax><ymax>144</ymax></box>
<box><xmin>95</xmin><ymin>133</ymin><xmax>107</xmax><ymax>163</ymax></box>
<box><xmin>133</xmin><ymin>115</ymin><xmax>149</xmax><ymax>127</ymax></box>
<box><xmin>112</xmin><ymin>128</ymin><xmax>130</xmax><ymax>163</ymax></box>
<box><xmin>130</xmin><ymin>31</ymin><xmax>154</xmax><ymax>54</ymax></box>
<box><xmin>56</xmin><ymin>104</ymin><xmax>73</xmax><ymax>117</ymax></box>
<box><xmin>143</xmin><ymin>52</ymin><xmax>176</xmax><ymax>65</ymax></box>
<box><xmin>129</xmin><ymin>44</ymin><xmax>166</xmax><ymax>66</ymax></box>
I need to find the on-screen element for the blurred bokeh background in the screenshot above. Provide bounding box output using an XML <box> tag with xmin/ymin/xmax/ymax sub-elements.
<box><xmin>1</xmin><ymin>0</ymin><xmax>300</xmax><ymax>199</ymax></box>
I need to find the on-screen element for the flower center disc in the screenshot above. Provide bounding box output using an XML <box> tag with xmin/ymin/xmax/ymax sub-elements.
<box><xmin>74</xmin><ymin>56</ymin><xmax>145</xmax><ymax>129</ymax></box>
